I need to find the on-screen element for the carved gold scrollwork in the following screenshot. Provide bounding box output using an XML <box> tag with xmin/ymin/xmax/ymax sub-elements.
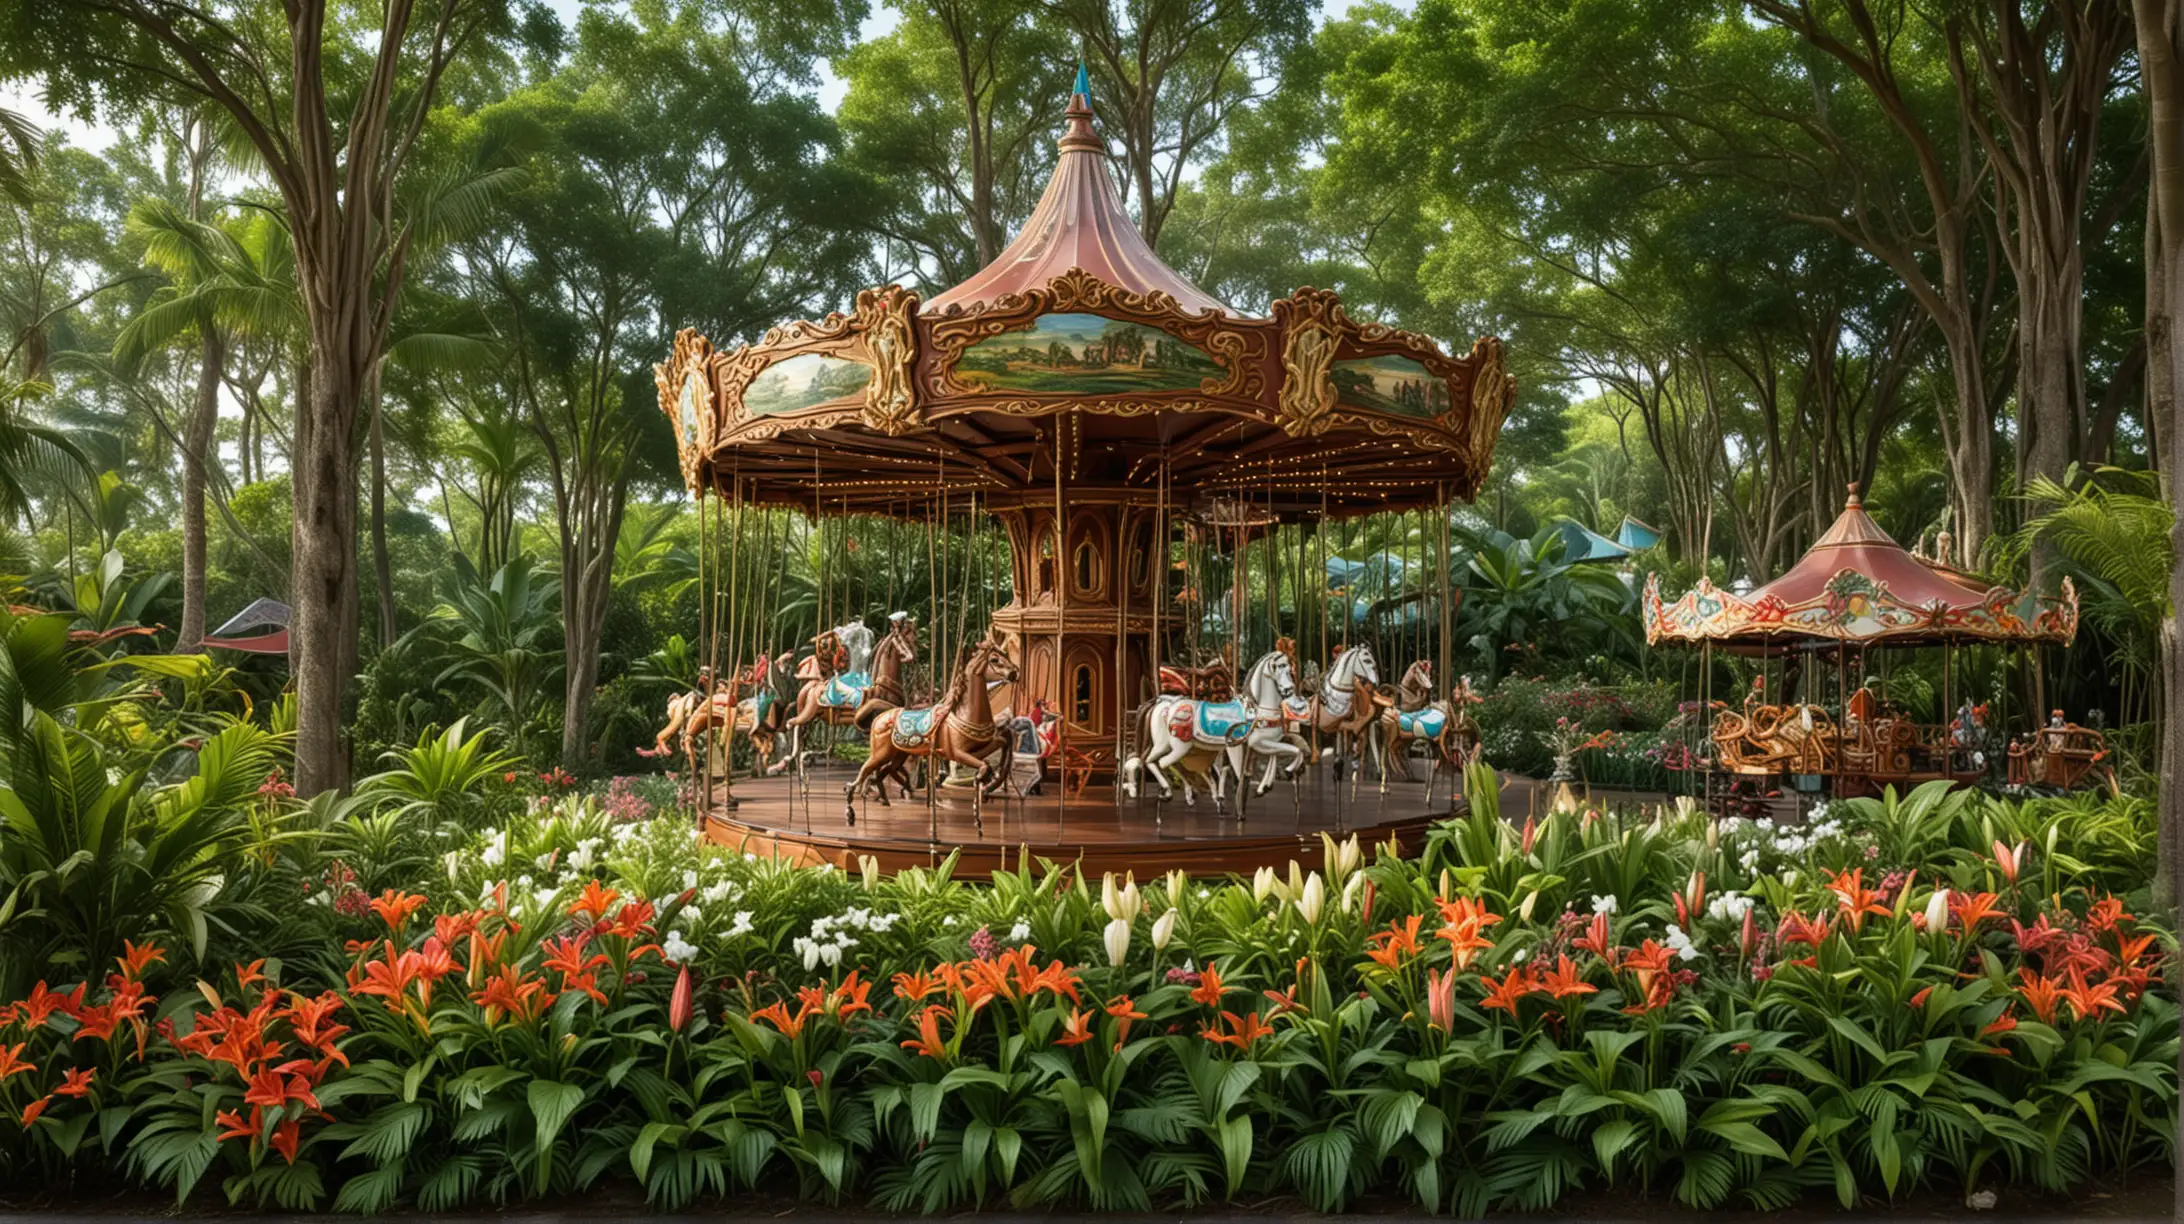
<box><xmin>1272</xmin><ymin>288</ymin><xmax>1343</xmax><ymax>437</ymax></box>
<box><xmin>855</xmin><ymin>285</ymin><xmax>920</xmax><ymax>435</ymax></box>
<box><xmin>1465</xmin><ymin>336</ymin><xmax>1516</xmax><ymax>489</ymax></box>
<box><xmin>653</xmin><ymin>328</ymin><xmax>717</xmax><ymax>494</ymax></box>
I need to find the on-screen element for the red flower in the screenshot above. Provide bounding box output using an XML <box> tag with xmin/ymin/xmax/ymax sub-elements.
<box><xmin>270</xmin><ymin>1117</ymin><xmax>301</xmax><ymax>1164</ymax></box>
<box><xmin>1054</xmin><ymin>1007</ymin><xmax>1097</xmax><ymax>1047</ymax></box>
<box><xmin>1366</xmin><ymin>915</ymin><xmax>1425</xmax><ymax>970</ymax></box>
<box><xmin>19</xmin><ymin>1096</ymin><xmax>51</xmax><ymax>1126</ymax></box>
<box><xmin>116</xmin><ymin>940</ymin><xmax>165</xmax><ymax>983</ymax></box>
<box><xmin>54</xmin><ymin>1068</ymin><xmax>95</xmax><ymax>1098</ymax></box>
<box><xmin>1200</xmin><ymin>1009</ymin><xmax>1275</xmax><ymax>1048</ymax></box>
<box><xmin>1188</xmin><ymin>962</ymin><xmax>1227</xmax><ymax>1007</ymax></box>
<box><xmin>0</xmin><ymin>1043</ymin><xmax>34</xmax><ymax>1081</ymax></box>
<box><xmin>368</xmin><ymin>890</ymin><xmax>428</xmax><ymax>932</ymax></box>
<box><xmin>1478</xmin><ymin>966</ymin><xmax>1535</xmax><ymax>1014</ymax></box>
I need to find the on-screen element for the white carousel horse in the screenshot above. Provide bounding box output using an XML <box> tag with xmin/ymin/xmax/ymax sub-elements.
<box><xmin>1294</xmin><ymin>643</ymin><xmax>1379</xmax><ymax>781</ymax></box>
<box><xmin>1121</xmin><ymin>650</ymin><xmax>1307</xmax><ymax>812</ymax></box>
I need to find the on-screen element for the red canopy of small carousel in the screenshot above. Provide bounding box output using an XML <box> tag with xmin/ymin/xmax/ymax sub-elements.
<box><xmin>1644</xmin><ymin>486</ymin><xmax>2079</xmax><ymax>648</ymax></box>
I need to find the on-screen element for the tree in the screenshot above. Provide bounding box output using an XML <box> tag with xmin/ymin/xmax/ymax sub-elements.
<box><xmin>1045</xmin><ymin>0</ymin><xmax>1311</xmax><ymax>246</ymax></box>
<box><xmin>837</xmin><ymin>0</ymin><xmax>1067</xmax><ymax>283</ymax></box>
<box><xmin>457</xmin><ymin>1</ymin><xmax>868</xmax><ymax>768</ymax></box>
<box><xmin>0</xmin><ymin>0</ymin><xmax>513</xmax><ymax>792</ymax></box>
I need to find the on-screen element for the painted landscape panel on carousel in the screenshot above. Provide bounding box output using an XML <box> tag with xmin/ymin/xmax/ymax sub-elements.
<box><xmin>954</xmin><ymin>313</ymin><xmax>1221</xmax><ymax>394</ymax></box>
<box><xmin>1333</xmin><ymin>354</ymin><xmax>1449</xmax><ymax>417</ymax></box>
<box><xmin>742</xmin><ymin>352</ymin><xmax>873</xmax><ymax>416</ymax></box>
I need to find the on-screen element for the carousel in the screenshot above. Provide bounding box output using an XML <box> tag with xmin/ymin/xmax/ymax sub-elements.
<box><xmin>648</xmin><ymin>74</ymin><xmax>1513</xmax><ymax>873</ymax></box>
<box><xmin>1644</xmin><ymin>485</ymin><xmax>2102</xmax><ymax>806</ymax></box>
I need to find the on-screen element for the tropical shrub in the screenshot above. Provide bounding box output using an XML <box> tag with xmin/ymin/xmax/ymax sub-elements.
<box><xmin>0</xmin><ymin>770</ymin><xmax>2167</xmax><ymax>1213</ymax></box>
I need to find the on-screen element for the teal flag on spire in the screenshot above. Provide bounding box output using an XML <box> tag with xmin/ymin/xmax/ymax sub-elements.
<box><xmin>1073</xmin><ymin>61</ymin><xmax>1090</xmax><ymax>98</ymax></box>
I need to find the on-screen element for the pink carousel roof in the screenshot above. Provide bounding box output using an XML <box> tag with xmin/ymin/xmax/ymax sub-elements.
<box><xmin>922</xmin><ymin>89</ymin><xmax>1231</xmax><ymax>317</ymax></box>
<box><xmin>1643</xmin><ymin>486</ymin><xmax>2078</xmax><ymax>647</ymax></box>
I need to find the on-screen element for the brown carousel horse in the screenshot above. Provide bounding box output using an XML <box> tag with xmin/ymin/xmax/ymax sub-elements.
<box><xmin>1374</xmin><ymin>663</ymin><xmax>1481</xmax><ymax>783</ymax></box>
<box><xmin>845</xmin><ymin>630</ymin><xmax>1019</xmax><ymax>825</ymax></box>
<box><xmin>645</xmin><ymin>667</ymin><xmax>722</xmax><ymax>759</ymax></box>
<box><xmin>852</xmin><ymin>617</ymin><xmax>917</xmax><ymax>731</ymax></box>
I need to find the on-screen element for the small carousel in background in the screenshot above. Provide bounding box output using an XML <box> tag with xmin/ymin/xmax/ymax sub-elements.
<box><xmin>646</xmin><ymin>71</ymin><xmax>1514</xmax><ymax>873</ymax></box>
<box><xmin>1644</xmin><ymin>485</ymin><xmax>2097</xmax><ymax>808</ymax></box>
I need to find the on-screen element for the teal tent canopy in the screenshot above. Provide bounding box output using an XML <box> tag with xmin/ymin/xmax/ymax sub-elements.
<box><xmin>1614</xmin><ymin>516</ymin><xmax>1661</xmax><ymax>551</ymax></box>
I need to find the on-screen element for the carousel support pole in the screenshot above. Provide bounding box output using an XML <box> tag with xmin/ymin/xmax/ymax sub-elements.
<box><xmin>693</xmin><ymin>480</ymin><xmax>711</xmax><ymax>828</ymax></box>
<box><xmin>1153</xmin><ymin>448</ymin><xmax>1169</xmax><ymax>830</ymax></box>
<box><xmin>1053</xmin><ymin>412</ymin><xmax>1069</xmax><ymax>839</ymax></box>
<box><xmin>718</xmin><ymin>470</ymin><xmax>743</xmax><ymax>810</ymax></box>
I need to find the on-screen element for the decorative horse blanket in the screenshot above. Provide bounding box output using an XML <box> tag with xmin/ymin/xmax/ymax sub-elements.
<box><xmin>1397</xmin><ymin>707</ymin><xmax>1448</xmax><ymax>739</ymax></box>
<box><xmin>889</xmin><ymin>706</ymin><xmax>938</xmax><ymax>748</ymax></box>
<box><xmin>1167</xmin><ymin>700</ymin><xmax>1252</xmax><ymax>745</ymax></box>
<box><xmin>821</xmin><ymin>671</ymin><xmax>870</xmax><ymax>709</ymax></box>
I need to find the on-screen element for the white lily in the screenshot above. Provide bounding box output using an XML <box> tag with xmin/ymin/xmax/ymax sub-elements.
<box><xmin>1151</xmin><ymin>908</ymin><xmax>1178</xmax><ymax>952</ymax></box>
<box><xmin>1295</xmin><ymin>872</ymin><xmax>1327</xmax><ymax>924</ymax></box>
<box><xmin>1924</xmin><ymin>888</ymin><xmax>1951</xmax><ymax>932</ymax></box>
<box><xmin>1103</xmin><ymin>917</ymin><xmax>1132</xmax><ymax>967</ymax></box>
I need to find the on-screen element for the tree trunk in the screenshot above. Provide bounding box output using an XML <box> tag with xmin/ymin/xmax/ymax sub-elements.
<box><xmin>557</xmin><ymin>477</ymin><xmax>628</xmax><ymax>768</ymax></box>
<box><xmin>369</xmin><ymin>367</ymin><xmax>396</xmax><ymax>647</ymax></box>
<box><xmin>289</xmin><ymin>351</ymin><xmax>361</xmax><ymax>795</ymax></box>
<box><xmin>178</xmin><ymin>329</ymin><xmax>224</xmax><ymax>651</ymax></box>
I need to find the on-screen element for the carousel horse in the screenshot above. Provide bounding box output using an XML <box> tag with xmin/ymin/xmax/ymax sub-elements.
<box><xmin>1122</xmin><ymin>649</ymin><xmax>1307</xmax><ymax>811</ymax></box>
<box><xmin>852</xmin><ymin>613</ymin><xmax>918</xmax><ymax>731</ymax></box>
<box><xmin>1158</xmin><ymin>650</ymin><xmax>1233</xmax><ymax>701</ymax></box>
<box><xmin>1292</xmin><ymin>643</ymin><xmax>1380</xmax><ymax>779</ymax></box>
<box><xmin>1375</xmin><ymin>659</ymin><xmax>1464</xmax><ymax>782</ymax></box>
<box><xmin>786</xmin><ymin>621</ymin><xmax>875</xmax><ymax>774</ymax></box>
<box><xmin>734</xmin><ymin>652</ymin><xmax>798</xmax><ymax>774</ymax></box>
<box><xmin>645</xmin><ymin>667</ymin><xmax>722</xmax><ymax>759</ymax></box>
<box><xmin>845</xmin><ymin>630</ymin><xmax>1020</xmax><ymax>823</ymax></box>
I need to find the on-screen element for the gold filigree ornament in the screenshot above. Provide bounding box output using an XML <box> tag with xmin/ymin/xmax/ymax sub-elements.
<box><xmin>854</xmin><ymin>285</ymin><xmax>922</xmax><ymax>435</ymax></box>
<box><xmin>654</xmin><ymin>329</ymin><xmax>717</xmax><ymax>494</ymax></box>
<box><xmin>1465</xmin><ymin>336</ymin><xmax>1516</xmax><ymax>486</ymax></box>
<box><xmin>1273</xmin><ymin>289</ymin><xmax>1346</xmax><ymax>437</ymax></box>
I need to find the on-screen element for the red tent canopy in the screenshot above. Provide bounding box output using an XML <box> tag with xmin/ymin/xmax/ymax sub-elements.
<box><xmin>1645</xmin><ymin>486</ymin><xmax>2078</xmax><ymax>648</ymax></box>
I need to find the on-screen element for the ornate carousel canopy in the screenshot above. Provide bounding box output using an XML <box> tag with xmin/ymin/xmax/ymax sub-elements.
<box><xmin>1644</xmin><ymin>486</ymin><xmax>2079</xmax><ymax>649</ymax></box>
<box><xmin>654</xmin><ymin>83</ymin><xmax>1514</xmax><ymax>517</ymax></box>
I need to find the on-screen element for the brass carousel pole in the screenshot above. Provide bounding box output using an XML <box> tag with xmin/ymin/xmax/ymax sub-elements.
<box><xmin>1054</xmin><ymin>411</ymin><xmax>1069</xmax><ymax>839</ymax></box>
<box><xmin>720</xmin><ymin>466</ymin><xmax>743</xmax><ymax>812</ymax></box>
<box><xmin>693</xmin><ymin>472</ymin><xmax>710</xmax><ymax>827</ymax></box>
<box><xmin>1438</xmin><ymin>482</ymin><xmax>1454</xmax><ymax>811</ymax></box>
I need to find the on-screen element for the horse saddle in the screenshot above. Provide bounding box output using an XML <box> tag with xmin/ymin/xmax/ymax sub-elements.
<box><xmin>821</xmin><ymin>671</ymin><xmax>870</xmax><ymax>708</ymax></box>
<box><xmin>1170</xmin><ymin>700</ymin><xmax>1249</xmax><ymax>745</ymax></box>
<box><xmin>887</xmin><ymin>705</ymin><xmax>938</xmax><ymax>747</ymax></box>
<box><xmin>1397</xmin><ymin>707</ymin><xmax>1448</xmax><ymax>738</ymax></box>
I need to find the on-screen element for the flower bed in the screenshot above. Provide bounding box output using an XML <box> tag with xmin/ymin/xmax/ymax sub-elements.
<box><xmin>0</xmin><ymin>771</ymin><xmax>2169</xmax><ymax>1213</ymax></box>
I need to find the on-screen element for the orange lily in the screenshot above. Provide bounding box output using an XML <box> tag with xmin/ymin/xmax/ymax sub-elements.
<box><xmin>1104</xmin><ymin>995</ymin><xmax>1148</xmax><ymax>1052</ymax></box>
<box><xmin>1201</xmin><ymin>1009</ymin><xmax>1275</xmax><ymax>1049</ymax></box>
<box><xmin>1949</xmin><ymin>891</ymin><xmax>2004</xmax><ymax>933</ymax></box>
<box><xmin>2058</xmin><ymin>969</ymin><xmax>2126</xmax><ymax>1023</ymax></box>
<box><xmin>1366</xmin><ymin>915</ymin><xmax>1425</xmax><ymax>971</ymax></box>
<box><xmin>750</xmin><ymin>999</ymin><xmax>814</xmax><ymax>1041</ymax></box>
<box><xmin>116</xmin><ymin>939</ymin><xmax>165</xmax><ymax>983</ymax></box>
<box><xmin>1992</xmin><ymin>840</ymin><xmax>2025</xmax><ymax>885</ymax></box>
<box><xmin>1823</xmin><ymin>868</ymin><xmax>1891</xmax><ymax>933</ymax></box>
<box><xmin>1189</xmin><ymin>962</ymin><xmax>1227</xmax><ymax>1007</ymax></box>
<box><xmin>367</xmin><ymin>891</ymin><xmax>428</xmax><ymax>932</ymax></box>
<box><xmin>1572</xmin><ymin>911</ymin><xmax>1614</xmax><ymax>961</ymax></box>
<box><xmin>901</xmin><ymin>1004</ymin><xmax>951</xmax><ymax>1061</ymax></box>
<box><xmin>891</xmin><ymin>969</ymin><xmax>941</xmax><ymax>1002</ymax></box>
<box><xmin>2016</xmin><ymin>969</ymin><xmax>2063</xmax><ymax>1025</ymax></box>
<box><xmin>567</xmin><ymin>880</ymin><xmax>621</xmax><ymax>923</ymax></box>
<box><xmin>1536</xmin><ymin>955</ymin><xmax>1598</xmax><ymax>1000</ymax></box>
<box><xmin>471</xmin><ymin>964</ymin><xmax>555</xmax><ymax>1025</ymax></box>
<box><xmin>1054</xmin><ymin>1007</ymin><xmax>1097</xmax><ymax>1047</ymax></box>
<box><xmin>0</xmin><ymin>1043</ymin><xmax>34</xmax><ymax>1081</ymax></box>
<box><xmin>54</xmin><ymin>1067</ymin><xmax>95</xmax><ymax>1098</ymax></box>
<box><xmin>1478</xmin><ymin>966</ymin><xmax>1534</xmax><ymax>1014</ymax></box>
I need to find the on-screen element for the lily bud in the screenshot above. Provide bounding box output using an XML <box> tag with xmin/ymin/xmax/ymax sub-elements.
<box><xmin>1924</xmin><ymin>888</ymin><xmax>1950</xmax><ymax>933</ymax></box>
<box><xmin>1102</xmin><ymin>872</ymin><xmax>1142</xmax><ymax>923</ymax></box>
<box><xmin>668</xmin><ymin>963</ymin><xmax>693</xmax><ymax>1033</ymax></box>
<box><xmin>1296</xmin><ymin>872</ymin><xmax>1327</xmax><ymax>925</ymax></box>
<box><xmin>1253</xmin><ymin>866</ymin><xmax>1278</xmax><ymax>905</ymax></box>
<box><xmin>1151</xmin><ymin>908</ymin><xmax>1178</xmax><ymax>952</ymax></box>
<box><xmin>1103</xmin><ymin>917</ymin><xmax>1132</xmax><ymax>967</ymax></box>
<box><xmin>859</xmin><ymin>855</ymin><xmax>880</xmax><ymax>891</ymax></box>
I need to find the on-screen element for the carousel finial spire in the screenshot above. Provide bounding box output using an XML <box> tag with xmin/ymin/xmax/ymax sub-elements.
<box><xmin>1073</xmin><ymin>60</ymin><xmax>1090</xmax><ymax>100</ymax></box>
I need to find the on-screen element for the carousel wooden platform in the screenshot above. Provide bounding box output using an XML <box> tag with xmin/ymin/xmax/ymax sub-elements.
<box><xmin>701</xmin><ymin>761</ymin><xmax>1463</xmax><ymax>875</ymax></box>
